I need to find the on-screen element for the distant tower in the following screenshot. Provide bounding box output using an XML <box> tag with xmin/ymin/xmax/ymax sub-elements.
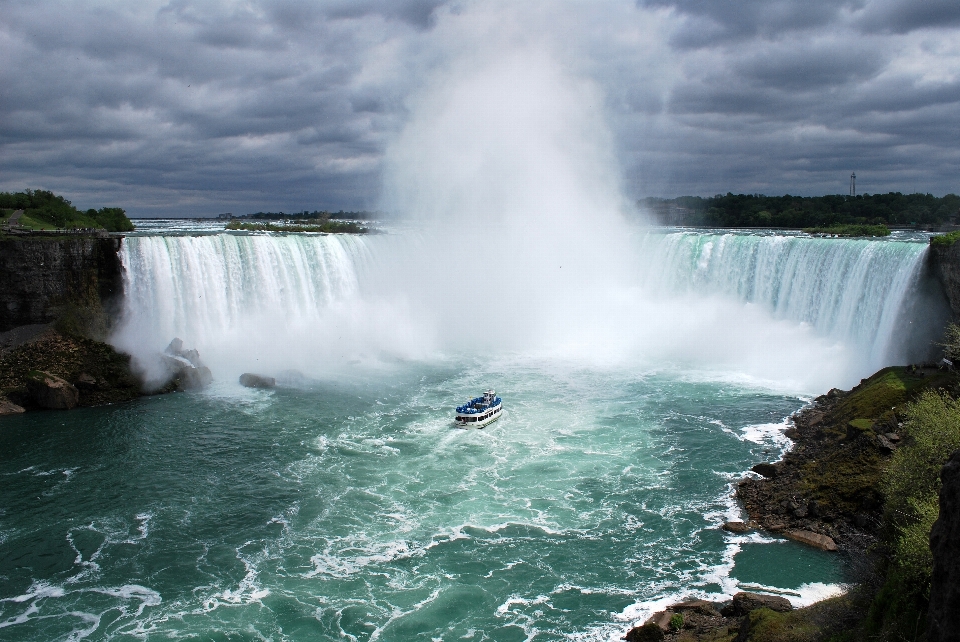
<box><xmin>850</xmin><ymin>172</ymin><xmax>856</xmax><ymax>196</ymax></box>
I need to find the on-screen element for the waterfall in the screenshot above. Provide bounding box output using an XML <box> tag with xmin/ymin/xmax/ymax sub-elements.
<box><xmin>634</xmin><ymin>231</ymin><xmax>939</xmax><ymax>371</ymax></box>
<box><xmin>113</xmin><ymin>229</ymin><xmax>946</xmax><ymax>390</ymax></box>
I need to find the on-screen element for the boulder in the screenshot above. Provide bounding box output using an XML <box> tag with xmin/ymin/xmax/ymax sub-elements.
<box><xmin>783</xmin><ymin>529</ymin><xmax>837</xmax><ymax>551</ymax></box>
<box><xmin>668</xmin><ymin>599</ymin><xmax>721</xmax><ymax>617</ymax></box>
<box><xmin>26</xmin><ymin>371</ymin><xmax>79</xmax><ymax>409</ymax></box>
<box><xmin>927</xmin><ymin>450</ymin><xmax>960</xmax><ymax>642</ymax></box>
<box><xmin>623</xmin><ymin>621</ymin><xmax>664</xmax><ymax>641</ymax></box>
<box><xmin>645</xmin><ymin>610</ymin><xmax>673</xmax><ymax>632</ymax></box>
<box><xmin>239</xmin><ymin>373</ymin><xmax>276</xmax><ymax>389</ymax></box>
<box><xmin>0</xmin><ymin>398</ymin><xmax>26</xmax><ymax>416</ymax></box>
<box><xmin>751</xmin><ymin>463</ymin><xmax>778</xmax><ymax>478</ymax></box>
<box><xmin>162</xmin><ymin>338</ymin><xmax>213</xmax><ymax>391</ymax></box>
<box><xmin>877</xmin><ymin>434</ymin><xmax>897</xmax><ymax>453</ymax></box>
<box><xmin>722</xmin><ymin>521</ymin><xmax>751</xmax><ymax>534</ymax></box>
<box><xmin>721</xmin><ymin>592</ymin><xmax>792</xmax><ymax>617</ymax></box>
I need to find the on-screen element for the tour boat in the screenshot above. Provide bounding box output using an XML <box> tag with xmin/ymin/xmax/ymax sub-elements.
<box><xmin>455</xmin><ymin>390</ymin><xmax>503</xmax><ymax>428</ymax></box>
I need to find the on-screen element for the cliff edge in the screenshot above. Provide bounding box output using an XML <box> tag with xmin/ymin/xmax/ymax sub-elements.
<box><xmin>0</xmin><ymin>236</ymin><xmax>123</xmax><ymax>332</ymax></box>
<box><xmin>930</xmin><ymin>237</ymin><xmax>960</xmax><ymax>321</ymax></box>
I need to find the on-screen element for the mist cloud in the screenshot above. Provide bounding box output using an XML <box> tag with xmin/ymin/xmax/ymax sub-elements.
<box><xmin>1</xmin><ymin>0</ymin><xmax>957</xmax><ymax>216</ymax></box>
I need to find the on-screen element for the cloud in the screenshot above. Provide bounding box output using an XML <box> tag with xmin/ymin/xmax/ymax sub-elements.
<box><xmin>0</xmin><ymin>0</ymin><xmax>958</xmax><ymax>216</ymax></box>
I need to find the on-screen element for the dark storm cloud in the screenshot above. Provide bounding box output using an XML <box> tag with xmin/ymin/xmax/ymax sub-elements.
<box><xmin>856</xmin><ymin>0</ymin><xmax>960</xmax><ymax>34</ymax></box>
<box><xmin>1</xmin><ymin>0</ymin><xmax>958</xmax><ymax>215</ymax></box>
<box><xmin>639</xmin><ymin>0</ymin><xmax>856</xmax><ymax>46</ymax></box>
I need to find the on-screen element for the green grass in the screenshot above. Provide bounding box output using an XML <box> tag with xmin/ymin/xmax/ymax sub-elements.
<box><xmin>793</xmin><ymin>367</ymin><xmax>955</xmax><ymax>518</ymax></box>
<box><xmin>931</xmin><ymin>230</ymin><xmax>960</xmax><ymax>247</ymax></box>
<box><xmin>803</xmin><ymin>224</ymin><xmax>890</xmax><ymax>237</ymax></box>
<box><xmin>225</xmin><ymin>220</ymin><xmax>367</xmax><ymax>234</ymax></box>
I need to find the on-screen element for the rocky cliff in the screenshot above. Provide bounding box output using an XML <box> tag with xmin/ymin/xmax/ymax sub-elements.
<box><xmin>930</xmin><ymin>239</ymin><xmax>960</xmax><ymax>320</ymax></box>
<box><xmin>927</xmin><ymin>450</ymin><xmax>960</xmax><ymax>642</ymax></box>
<box><xmin>0</xmin><ymin>236</ymin><xmax>123</xmax><ymax>332</ymax></box>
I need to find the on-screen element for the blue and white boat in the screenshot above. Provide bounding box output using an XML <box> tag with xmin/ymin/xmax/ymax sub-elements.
<box><xmin>455</xmin><ymin>390</ymin><xmax>503</xmax><ymax>428</ymax></box>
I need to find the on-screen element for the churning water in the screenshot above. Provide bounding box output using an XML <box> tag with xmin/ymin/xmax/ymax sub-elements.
<box><xmin>0</xmin><ymin>223</ymin><xmax>942</xmax><ymax>641</ymax></box>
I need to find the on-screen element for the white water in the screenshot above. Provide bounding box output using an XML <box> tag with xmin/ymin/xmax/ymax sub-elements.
<box><xmin>113</xmin><ymin>228</ymin><xmax>939</xmax><ymax>394</ymax></box>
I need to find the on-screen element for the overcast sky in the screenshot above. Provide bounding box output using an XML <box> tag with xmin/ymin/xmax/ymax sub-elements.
<box><xmin>2</xmin><ymin>0</ymin><xmax>959</xmax><ymax>216</ymax></box>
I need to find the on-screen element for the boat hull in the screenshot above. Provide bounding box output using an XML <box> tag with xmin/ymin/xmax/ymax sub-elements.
<box><xmin>455</xmin><ymin>405</ymin><xmax>503</xmax><ymax>428</ymax></box>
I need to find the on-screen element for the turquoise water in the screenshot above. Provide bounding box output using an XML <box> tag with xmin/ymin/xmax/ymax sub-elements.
<box><xmin>0</xmin><ymin>359</ymin><xmax>842</xmax><ymax>640</ymax></box>
<box><xmin>5</xmin><ymin>224</ymin><xmax>931</xmax><ymax>640</ymax></box>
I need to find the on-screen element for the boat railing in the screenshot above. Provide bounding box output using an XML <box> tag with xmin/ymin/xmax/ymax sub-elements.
<box><xmin>456</xmin><ymin>397</ymin><xmax>502</xmax><ymax>414</ymax></box>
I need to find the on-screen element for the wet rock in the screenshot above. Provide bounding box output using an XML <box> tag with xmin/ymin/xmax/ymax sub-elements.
<box><xmin>784</xmin><ymin>529</ymin><xmax>837</xmax><ymax>551</ymax></box>
<box><xmin>162</xmin><ymin>338</ymin><xmax>213</xmax><ymax>391</ymax></box>
<box><xmin>26</xmin><ymin>370</ymin><xmax>79</xmax><ymax>409</ymax></box>
<box><xmin>239</xmin><ymin>373</ymin><xmax>276</xmax><ymax>389</ymax></box>
<box><xmin>75</xmin><ymin>372</ymin><xmax>98</xmax><ymax>390</ymax></box>
<box><xmin>722</xmin><ymin>521</ymin><xmax>752</xmax><ymax>534</ymax></box>
<box><xmin>720</xmin><ymin>592</ymin><xmax>793</xmax><ymax>617</ymax></box>
<box><xmin>623</xmin><ymin>621</ymin><xmax>664</xmax><ymax>641</ymax></box>
<box><xmin>669</xmin><ymin>600</ymin><xmax>721</xmax><ymax>618</ymax></box>
<box><xmin>927</xmin><ymin>450</ymin><xmax>960</xmax><ymax>642</ymax></box>
<box><xmin>0</xmin><ymin>398</ymin><xmax>26</xmax><ymax>416</ymax></box>
<box><xmin>752</xmin><ymin>463</ymin><xmax>778</xmax><ymax>478</ymax></box>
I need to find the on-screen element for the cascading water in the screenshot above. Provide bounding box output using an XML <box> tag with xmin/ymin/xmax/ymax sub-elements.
<box><xmin>634</xmin><ymin>230</ymin><xmax>940</xmax><ymax>375</ymax></box>
<box><xmin>114</xmin><ymin>228</ymin><xmax>941</xmax><ymax>393</ymax></box>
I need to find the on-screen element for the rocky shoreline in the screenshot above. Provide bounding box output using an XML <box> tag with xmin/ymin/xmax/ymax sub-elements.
<box><xmin>624</xmin><ymin>362</ymin><xmax>960</xmax><ymax>641</ymax></box>
<box><xmin>0</xmin><ymin>323</ymin><xmax>214</xmax><ymax>415</ymax></box>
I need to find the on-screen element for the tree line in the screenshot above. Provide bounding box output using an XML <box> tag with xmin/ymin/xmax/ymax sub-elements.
<box><xmin>0</xmin><ymin>189</ymin><xmax>134</xmax><ymax>232</ymax></box>
<box><xmin>641</xmin><ymin>192</ymin><xmax>960</xmax><ymax>228</ymax></box>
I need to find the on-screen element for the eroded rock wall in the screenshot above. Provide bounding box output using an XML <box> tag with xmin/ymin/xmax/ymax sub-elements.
<box><xmin>930</xmin><ymin>241</ymin><xmax>960</xmax><ymax>321</ymax></box>
<box><xmin>928</xmin><ymin>450</ymin><xmax>960</xmax><ymax>642</ymax></box>
<box><xmin>0</xmin><ymin>237</ymin><xmax>123</xmax><ymax>332</ymax></box>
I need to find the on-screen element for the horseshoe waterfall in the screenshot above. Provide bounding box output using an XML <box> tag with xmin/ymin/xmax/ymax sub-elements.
<box><xmin>0</xmin><ymin>223</ymin><xmax>946</xmax><ymax>641</ymax></box>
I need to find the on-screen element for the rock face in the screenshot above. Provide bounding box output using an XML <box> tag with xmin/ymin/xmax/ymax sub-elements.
<box><xmin>927</xmin><ymin>450</ymin><xmax>960</xmax><ymax>642</ymax></box>
<box><xmin>25</xmin><ymin>370</ymin><xmax>79</xmax><ymax>409</ymax></box>
<box><xmin>721</xmin><ymin>592</ymin><xmax>793</xmax><ymax>617</ymax></box>
<box><xmin>623</xmin><ymin>622</ymin><xmax>664</xmax><ymax>641</ymax></box>
<box><xmin>0</xmin><ymin>237</ymin><xmax>123</xmax><ymax>332</ymax></box>
<box><xmin>239</xmin><ymin>373</ymin><xmax>276</xmax><ymax>389</ymax></box>
<box><xmin>930</xmin><ymin>240</ymin><xmax>960</xmax><ymax>320</ymax></box>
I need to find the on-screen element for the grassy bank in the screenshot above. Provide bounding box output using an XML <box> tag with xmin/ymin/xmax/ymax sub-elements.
<box><xmin>1</xmin><ymin>189</ymin><xmax>134</xmax><ymax>232</ymax></box>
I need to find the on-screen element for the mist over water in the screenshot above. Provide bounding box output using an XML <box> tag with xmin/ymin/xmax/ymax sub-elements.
<box><xmin>6</xmin><ymin>43</ymin><xmax>952</xmax><ymax>642</ymax></box>
<box><xmin>112</xmin><ymin>47</ymin><xmax>946</xmax><ymax>393</ymax></box>
<box><xmin>377</xmin><ymin>48</ymin><xmax>638</xmax><ymax>357</ymax></box>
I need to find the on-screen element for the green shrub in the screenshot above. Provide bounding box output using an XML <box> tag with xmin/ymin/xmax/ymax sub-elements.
<box><xmin>669</xmin><ymin>613</ymin><xmax>683</xmax><ymax>631</ymax></box>
<box><xmin>868</xmin><ymin>390</ymin><xmax>960</xmax><ymax>638</ymax></box>
<box><xmin>884</xmin><ymin>391</ymin><xmax>960</xmax><ymax>516</ymax></box>
<box><xmin>931</xmin><ymin>230</ymin><xmax>960</xmax><ymax>247</ymax></box>
<box><xmin>802</xmin><ymin>224</ymin><xmax>890</xmax><ymax>237</ymax></box>
<box><xmin>938</xmin><ymin>323</ymin><xmax>960</xmax><ymax>362</ymax></box>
